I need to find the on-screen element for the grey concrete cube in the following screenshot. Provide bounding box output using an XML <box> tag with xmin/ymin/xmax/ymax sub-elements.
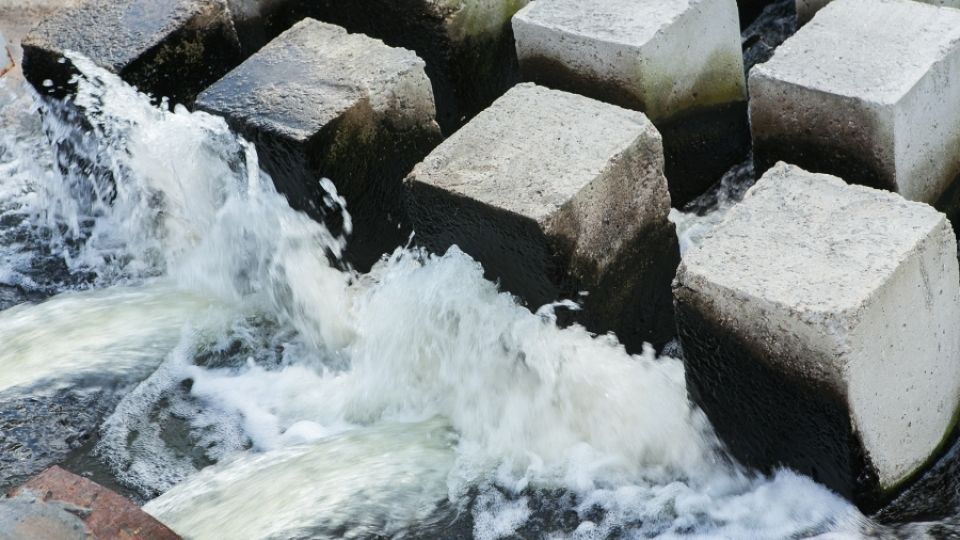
<box><xmin>226</xmin><ymin>0</ymin><xmax>530</xmax><ymax>133</ymax></box>
<box><xmin>406</xmin><ymin>83</ymin><xmax>679</xmax><ymax>351</ymax></box>
<box><xmin>752</xmin><ymin>0</ymin><xmax>960</xmax><ymax>214</ymax></box>
<box><xmin>195</xmin><ymin>19</ymin><xmax>442</xmax><ymax>270</ymax></box>
<box><xmin>675</xmin><ymin>162</ymin><xmax>960</xmax><ymax>510</ymax></box>
<box><xmin>512</xmin><ymin>0</ymin><xmax>749</xmax><ymax>206</ymax></box>
<box><xmin>21</xmin><ymin>0</ymin><xmax>242</xmax><ymax>106</ymax></box>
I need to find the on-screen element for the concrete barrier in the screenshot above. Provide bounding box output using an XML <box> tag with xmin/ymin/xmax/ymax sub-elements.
<box><xmin>752</xmin><ymin>0</ymin><xmax>960</xmax><ymax>214</ymax></box>
<box><xmin>674</xmin><ymin>162</ymin><xmax>960</xmax><ymax>510</ymax></box>
<box><xmin>512</xmin><ymin>0</ymin><xmax>748</xmax><ymax>206</ymax></box>
<box><xmin>405</xmin><ymin>83</ymin><xmax>679</xmax><ymax>351</ymax></box>
<box><xmin>196</xmin><ymin>19</ymin><xmax>442</xmax><ymax>270</ymax></box>
<box><xmin>21</xmin><ymin>0</ymin><xmax>242</xmax><ymax>106</ymax></box>
<box><xmin>796</xmin><ymin>0</ymin><xmax>960</xmax><ymax>24</ymax></box>
<box><xmin>225</xmin><ymin>0</ymin><xmax>529</xmax><ymax>133</ymax></box>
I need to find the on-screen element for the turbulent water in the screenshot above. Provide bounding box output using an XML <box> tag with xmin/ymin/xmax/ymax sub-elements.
<box><xmin>0</xmin><ymin>49</ymin><xmax>916</xmax><ymax>539</ymax></box>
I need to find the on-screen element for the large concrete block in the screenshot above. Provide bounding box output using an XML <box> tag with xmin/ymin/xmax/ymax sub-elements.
<box><xmin>512</xmin><ymin>0</ymin><xmax>748</xmax><ymax>206</ymax></box>
<box><xmin>796</xmin><ymin>0</ymin><xmax>960</xmax><ymax>24</ymax></box>
<box><xmin>196</xmin><ymin>19</ymin><xmax>442</xmax><ymax>270</ymax></box>
<box><xmin>227</xmin><ymin>0</ymin><xmax>529</xmax><ymax>133</ymax></box>
<box><xmin>674</xmin><ymin>162</ymin><xmax>960</xmax><ymax>510</ymax></box>
<box><xmin>405</xmin><ymin>83</ymin><xmax>679</xmax><ymax>350</ymax></box>
<box><xmin>751</xmin><ymin>0</ymin><xmax>960</xmax><ymax>211</ymax></box>
<box><xmin>21</xmin><ymin>0</ymin><xmax>242</xmax><ymax>106</ymax></box>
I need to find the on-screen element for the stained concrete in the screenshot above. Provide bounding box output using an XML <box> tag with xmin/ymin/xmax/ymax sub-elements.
<box><xmin>674</xmin><ymin>162</ymin><xmax>960</xmax><ymax>510</ymax></box>
<box><xmin>406</xmin><ymin>83</ymin><xmax>679</xmax><ymax>351</ymax></box>
<box><xmin>196</xmin><ymin>18</ymin><xmax>442</xmax><ymax>270</ymax></box>
<box><xmin>224</xmin><ymin>0</ymin><xmax>528</xmax><ymax>133</ymax></box>
<box><xmin>512</xmin><ymin>0</ymin><xmax>748</xmax><ymax>206</ymax></box>
<box><xmin>20</xmin><ymin>0</ymin><xmax>242</xmax><ymax>106</ymax></box>
<box><xmin>751</xmin><ymin>0</ymin><xmax>960</xmax><ymax>209</ymax></box>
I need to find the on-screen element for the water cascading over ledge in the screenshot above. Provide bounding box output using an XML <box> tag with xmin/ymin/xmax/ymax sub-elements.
<box><xmin>4</xmin><ymin>0</ymin><xmax>960</xmax><ymax>538</ymax></box>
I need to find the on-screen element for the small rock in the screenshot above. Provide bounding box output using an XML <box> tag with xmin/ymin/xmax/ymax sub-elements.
<box><xmin>5</xmin><ymin>466</ymin><xmax>180</xmax><ymax>539</ymax></box>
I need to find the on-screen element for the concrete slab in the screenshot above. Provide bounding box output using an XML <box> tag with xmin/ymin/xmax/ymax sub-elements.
<box><xmin>226</xmin><ymin>0</ymin><xmax>529</xmax><ymax>133</ymax></box>
<box><xmin>196</xmin><ymin>18</ymin><xmax>442</xmax><ymax>270</ymax></box>
<box><xmin>405</xmin><ymin>83</ymin><xmax>679</xmax><ymax>350</ymax></box>
<box><xmin>512</xmin><ymin>0</ymin><xmax>748</xmax><ymax>206</ymax></box>
<box><xmin>674</xmin><ymin>162</ymin><xmax>960</xmax><ymax>510</ymax></box>
<box><xmin>796</xmin><ymin>0</ymin><xmax>960</xmax><ymax>24</ymax></box>
<box><xmin>6</xmin><ymin>466</ymin><xmax>180</xmax><ymax>539</ymax></box>
<box><xmin>751</xmin><ymin>0</ymin><xmax>960</xmax><ymax>210</ymax></box>
<box><xmin>20</xmin><ymin>0</ymin><xmax>242</xmax><ymax>106</ymax></box>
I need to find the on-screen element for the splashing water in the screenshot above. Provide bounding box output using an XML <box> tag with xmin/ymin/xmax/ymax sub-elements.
<box><xmin>0</xmin><ymin>52</ymin><xmax>881</xmax><ymax>538</ymax></box>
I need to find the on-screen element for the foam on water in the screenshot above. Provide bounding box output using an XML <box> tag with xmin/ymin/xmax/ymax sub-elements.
<box><xmin>0</xmin><ymin>50</ymin><xmax>882</xmax><ymax>538</ymax></box>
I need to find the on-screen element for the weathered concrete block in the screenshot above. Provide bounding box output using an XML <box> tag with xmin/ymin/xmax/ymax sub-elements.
<box><xmin>512</xmin><ymin>0</ymin><xmax>748</xmax><ymax>206</ymax></box>
<box><xmin>796</xmin><ymin>0</ymin><xmax>960</xmax><ymax>25</ymax></box>
<box><xmin>6</xmin><ymin>466</ymin><xmax>180</xmax><ymax>539</ymax></box>
<box><xmin>21</xmin><ymin>0</ymin><xmax>242</xmax><ymax>106</ymax></box>
<box><xmin>196</xmin><ymin>19</ymin><xmax>442</xmax><ymax>270</ymax></box>
<box><xmin>674</xmin><ymin>162</ymin><xmax>960</xmax><ymax>510</ymax></box>
<box><xmin>405</xmin><ymin>83</ymin><xmax>679</xmax><ymax>350</ymax></box>
<box><xmin>226</xmin><ymin>0</ymin><xmax>529</xmax><ymax>133</ymax></box>
<box><xmin>752</xmin><ymin>0</ymin><xmax>960</xmax><ymax>211</ymax></box>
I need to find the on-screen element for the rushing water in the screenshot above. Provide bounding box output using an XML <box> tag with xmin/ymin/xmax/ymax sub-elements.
<box><xmin>0</xmin><ymin>47</ymin><xmax>926</xmax><ymax>539</ymax></box>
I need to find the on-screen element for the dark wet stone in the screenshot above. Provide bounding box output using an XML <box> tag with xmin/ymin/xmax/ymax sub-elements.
<box><xmin>195</xmin><ymin>19</ymin><xmax>442</xmax><ymax>270</ymax></box>
<box><xmin>741</xmin><ymin>0</ymin><xmax>797</xmax><ymax>74</ymax></box>
<box><xmin>674</xmin><ymin>299</ymin><xmax>884</xmax><ymax>510</ymax></box>
<box><xmin>21</xmin><ymin>0</ymin><xmax>242</xmax><ymax>106</ymax></box>
<box><xmin>0</xmin><ymin>383</ymin><xmax>126</xmax><ymax>494</ymax></box>
<box><xmin>738</xmin><ymin>0</ymin><xmax>781</xmax><ymax>27</ymax></box>
<box><xmin>226</xmin><ymin>0</ymin><xmax>527</xmax><ymax>134</ymax></box>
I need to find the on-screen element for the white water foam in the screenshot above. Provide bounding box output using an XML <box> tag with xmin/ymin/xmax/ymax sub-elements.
<box><xmin>0</xmin><ymin>51</ymin><xmax>874</xmax><ymax>538</ymax></box>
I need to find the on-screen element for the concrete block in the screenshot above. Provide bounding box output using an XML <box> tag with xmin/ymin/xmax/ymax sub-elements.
<box><xmin>674</xmin><ymin>162</ymin><xmax>960</xmax><ymax>510</ymax></box>
<box><xmin>512</xmin><ymin>0</ymin><xmax>749</xmax><ymax>206</ymax></box>
<box><xmin>226</xmin><ymin>0</ymin><xmax>529</xmax><ymax>133</ymax></box>
<box><xmin>196</xmin><ymin>19</ymin><xmax>442</xmax><ymax>270</ymax></box>
<box><xmin>405</xmin><ymin>83</ymin><xmax>679</xmax><ymax>350</ymax></box>
<box><xmin>752</xmin><ymin>0</ymin><xmax>960</xmax><ymax>211</ymax></box>
<box><xmin>20</xmin><ymin>0</ymin><xmax>242</xmax><ymax>106</ymax></box>
<box><xmin>6</xmin><ymin>466</ymin><xmax>180</xmax><ymax>539</ymax></box>
<box><xmin>796</xmin><ymin>0</ymin><xmax>960</xmax><ymax>25</ymax></box>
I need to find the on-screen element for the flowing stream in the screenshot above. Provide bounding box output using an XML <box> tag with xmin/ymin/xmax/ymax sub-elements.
<box><xmin>0</xmin><ymin>48</ymin><xmax>933</xmax><ymax>539</ymax></box>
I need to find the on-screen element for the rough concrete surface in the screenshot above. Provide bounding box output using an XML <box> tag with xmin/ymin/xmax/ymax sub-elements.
<box><xmin>675</xmin><ymin>162</ymin><xmax>960</xmax><ymax>510</ymax></box>
<box><xmin>222</xmin><ymin>0</ymin><xmax>529</xmax><ymax>132</ymax></box>
<box><xmin>406</xmin><ymin>83</ymin><xmax>679</xmax><ymax>350</ymax></box>
<box><xmin>512</xmin><ymin>0</ymin><xmax>748</xmax><ymax>206</ymax></box>
<box><xmin>20</xmin><ymin>0</ymin><xmax>242</xmax><ymax>105</ymax></box>
<box><xmin>796</xmin><ymin>0</ymin><xmax>960</xmax><ymax>24</ymax></box>
<box><xmin>196</xmin><ymin>18</ymin><xmax>442</xmax><ymax>270</ymax></box>
<box><xmin>751</xmin><ymin>0</ymin><xmax>960</xmax><ymax>208</ymax></box>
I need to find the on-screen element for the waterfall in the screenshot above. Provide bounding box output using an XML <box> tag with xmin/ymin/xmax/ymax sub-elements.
<box><xmin>0</xmin><ymin>52</ymin><xmax>870</xmax><ymax>538</ymax></box>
